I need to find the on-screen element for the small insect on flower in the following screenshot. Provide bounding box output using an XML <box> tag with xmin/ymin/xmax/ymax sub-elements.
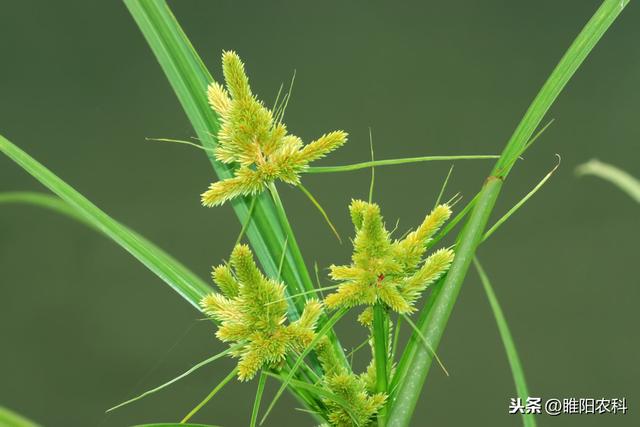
<box><xmin>325</xmin><ymin>200</ymin><xmax>454</xmax><ymax>319</ymax></box>
<box><xmin>200</xmin><ymin>244</ymin><xmax>322</xmax><ymax>381</ymax></box>
<box><xmin>201</xmin><ymin>51</ymin><xmax>347</xmax><ymax>206</ymax></box>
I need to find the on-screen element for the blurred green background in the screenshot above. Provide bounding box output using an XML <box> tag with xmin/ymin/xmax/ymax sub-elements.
<box><xmin>1</xmin><ymin>1</ymin><xmax>638</xmax><ymax>426</ymax></box>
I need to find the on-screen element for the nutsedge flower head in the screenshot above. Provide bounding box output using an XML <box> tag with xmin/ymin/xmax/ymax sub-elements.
<box><xmin>200</xmin><ymin>244</ymin><xmax>322</xmax><ymax>381</ymax></box>
<box><xmin>201</xmin><ymin>51</ymin><xmax>347</xmax><ymax>206</ymax></box>
<box><xmin>315</xmin><ymin>338</ymin><xmax>386</xmax><ymax>426</ymax></box>
<box><xmin>325</xmin><ymin>200</ymin><xmax>454</xmax><ymax>314</ymax></box>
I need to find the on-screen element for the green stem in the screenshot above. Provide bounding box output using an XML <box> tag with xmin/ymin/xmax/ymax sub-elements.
<box><xmin>388</xmin><ymin>178</ymin><xmax>502</xmax><ymax>426</ymax></box>
<box><xmin>390</xmin><ymin>315</ymin><xmax>402</xmax><ymax>364</ymax></box>
<box><xmin>267</xmin><ymin>184</ymin><xmax>316</xmax><ymax>296</ymax></box>
<box><xmin>387</xmin><ymin>1</ymin><xmax>629</xmax><ymax>425</ymax></box>
<box><xmin>482</xmin><ymin>158</ymin><xmax>560</xmax><ymax>243</ymax></box>
<box><xmin>250</xmin><ymin>372</ymin><xmax>267</xmax><ymax>427</ymax></box>
<box><xmin>306</xmin><ymin>155</ymin><xmax>499</xmax><ymax>174</ymax></box>
<box><xmin>373</xmin><ymin>304</ymin><xmax>390</xmax><ymax>425</ymax></box>
<box><xmin>234</xmin><ymin>196</ymin><xmax>257</xmax><ymax>247</ymax></box>
<box><xmin>269</xmin><ymin>184</ymin><xmax>349</xmax><ymax>371</ymax></box>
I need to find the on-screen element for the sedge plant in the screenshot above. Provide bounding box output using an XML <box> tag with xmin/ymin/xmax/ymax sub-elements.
<box><xmin>0</xmin><ymin>0</ymin><xmax>631</xmax><ymax>426</ymax></box>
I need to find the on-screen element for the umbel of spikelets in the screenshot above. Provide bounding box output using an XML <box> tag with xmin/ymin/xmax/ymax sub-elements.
<box><xmin>325</xmin><ymin>200</ymin><xmax>455</xmax><ymax>320</ymax></box>
<box><xmin>201</xmin><ymin>51</ymin><xmax>347</xmax><ymax>206</ymax></box>
<box><xmin>200</xmin><ymin>244</ymin><xmax>322</xmax><ymax>381</ymax></box>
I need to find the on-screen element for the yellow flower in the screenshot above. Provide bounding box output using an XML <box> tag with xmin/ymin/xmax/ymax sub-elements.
<box><xmin>201</xmin><ymin>51</ymin><xmax>347</xmax><ymax>206</ymax></box>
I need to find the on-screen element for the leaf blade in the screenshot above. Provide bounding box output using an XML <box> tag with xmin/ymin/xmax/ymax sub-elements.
<box><xmin>474</xmin><ymin>258</ymin><xmax>535</xmax><ymax>427</ymax></box>
<box><xmin>576</xmin><ymin>159</ymin><xmax>640</xmax><ymax>203</ymax></box>
<box><xmin>387</xmin><ymin>2</ymin><xmax>629</xmax><ymax>425</ymax></box>
<box><xmin>0</xmin><ymin>134</ymin><xmax>211</xmax><ymax>308</ymax></box>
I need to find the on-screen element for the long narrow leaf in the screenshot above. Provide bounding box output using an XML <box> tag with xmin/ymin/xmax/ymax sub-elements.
<box><xmin>250</xmin><ymin>371</ymin><xmax>267</xmax><ymax>427</ymax></box>
<box><xmin>576</xmin><ymin>158</ymin><xmax>640</xmax><ymax>203</ymax></box>
<box><xmin>0</xmin><ymin>191</ymin><xmax>94</xmax><ymax>229</ymax></box>
<box><xmin>474</xmin><ymin>258</ymin><xmax>535</xmax><ymax>427</ymax></box>
<box><xmin>0</xmin><ymin>135</ymin><xmax>210</xmax><ymax>308</ymax></box>
<box><xmin>387</xmin><ymin>2</ymin><xmax>629</xmax><ymax>425</ymax></box>
<box><xmin>107</xmin><ymin>344</ymin><xmax>241</xmax><ymax>412</ymax></box>
<box><xmin>306</xmin><ymin>155</ymin><xmax>498</xmax><ymax>174</ymax></box>
<box><xmin>0</xmin><ymin>407</ymin><xmax>40</xmax><ymax>427</ymax></box>
<box><xmin>181</xmin><ymin>368</ymin><xmax>238</xmax><ymax>423</ymax></box>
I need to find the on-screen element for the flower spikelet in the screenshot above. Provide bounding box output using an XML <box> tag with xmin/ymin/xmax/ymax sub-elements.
<box><xmin>322</xmin><ymin>371</ymin><xmax>386</xmax><ymax>427</ymax></box>
<box><xmin>200</xmin><ymin>244</ymin><xmax>322</xmax><ymax>381</ymax></box>
<box><xmin>325</xmin><ymin>200</ymin><xmax>454</xmax><ymax>314</ymax></box>
<box><xmin>201</xmin><ymin>51</ymin><xmax>347</xmax><ymax>206</ymax></box>
<box><xmin>315</xmin><ymin>337</ymin><xmax>386</xmax><ymax>427</ymax></box>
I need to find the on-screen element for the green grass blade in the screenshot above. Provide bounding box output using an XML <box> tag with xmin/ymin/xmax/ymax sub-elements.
<box><xmin>434</xmin><ymin>165</ymin><xmax>454</xmax><ymax>208</ymax></box>
<box><xmin>387</xmin><ymin>2</ymin><xmax>629</xmax><ymax>425</ymax></box>
<box><xmin>306</xmin><ymin>155</ymin><xmax>499</xmax><ymax>174</ymax></box>
<box><xmin>146</xmin><ymin>137</ymin><xmax>216</xmax><ymax>153</ymax></box>
<box><xmin>234</xmin><ymin>196</ymin><xmax>257</xmax><ymax>247</ymax></box>
<box><xmin>491</xmin><ymin>2</ymin><xmax>629</xmax><ymax>178</ymax></box>
<box><xmin>250</xmin><ymin>371</ymin><xmax>267</xmax><ymax>427</ymax></box>
<box><xmin>107</xmin><ymin>344</ymin><xmax>241</xmax><ymax>412</ymax></box>
<box><xmin>473</xmin><ymin>258</ymin><xmax>535</xmax><ymax>427</ymax></box>
<box><xmin>0</xmin><ymin>135</ymin><xmax>211</xmax><ymax>309</ymax></box>
<box><xmin>398</xmin><ymin>314</ymin><xmax>449</xmax><ymax>377</ymax></box>
<box><xmin>297</xmin><ymin>183</ymin><xmax>342</xmax><ymax>243</ymax></box>
<box><xmin>181</xmin><ymin>368</ymin><xmax>238</xmax><ymax>423</ymax></box>
<box><xmin>372</xmin><ymin>304</ymin><xmax>390</xmax><ymax>425</ymax></box>
<box><xmin>482</xmin><ymin>156</ymin><xmax>560</xmax><ymax>242</ymax></box>
<box><xmin>368</xmin><ymin>128</ymin><xmax>376</xmax><ymax>203</ymax></box>
<box><xmin>0</xmin><ymin>407</ymin><xmax>41</xmax><ymax>427</ymax></box>
<box><xmin>576</xmin><ymin>159</ymin><xmax>640</xmax><ymax>203</ymax></box>
<box><xmin>390</xmin><ymin>315</ymin><xmax>402</xmax><ymax>365</ymax></box>
<box><xmin>0</xmin><ymin>192</ymin><xmax>93</xmax><ymax>228</ymax></box>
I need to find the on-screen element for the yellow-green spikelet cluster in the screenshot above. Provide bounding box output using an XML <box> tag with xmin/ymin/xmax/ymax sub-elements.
<box><xmin>315</xmin><ymin>338</ymin><xmax>386</xmax><ymax>426</ymax></box>
<box><xmin>202</xmin><ymin>51</ymin><xmax>347</xmax><ymax>206</ymax></box>
<box><xmin>325</xmin><ymin>200</ymin><xmax>454</xmax><ymax>315</ymax></box>
<box><xmin>200</xmin><ymin>244</ymin><xmax>322</xmax><ymax>381</ymax></box>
